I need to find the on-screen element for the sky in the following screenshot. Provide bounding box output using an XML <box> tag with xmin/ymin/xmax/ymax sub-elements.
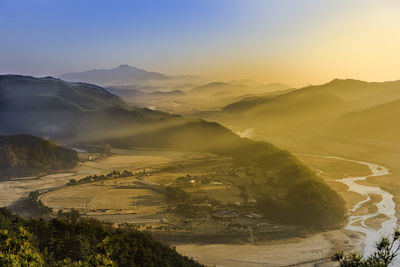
<box><xmin>1</xmin><ymin>0</ymin><xmax>400</xmax><ymax>86</ymax></box>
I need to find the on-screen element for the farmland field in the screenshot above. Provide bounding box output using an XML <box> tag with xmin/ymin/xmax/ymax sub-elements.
<box><xmin>1</xmin><ymin>148</ymin><xmax>190</xmax><ymax>208</ymax></box>
<box><xmin>38</xmin><ymin>148</ymin><xmax>238</xmax><ymax>226</ymax></box>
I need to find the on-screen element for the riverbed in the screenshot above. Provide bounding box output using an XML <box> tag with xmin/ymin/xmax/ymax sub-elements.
<box><xmin>298</xmin><ymin>154</ymin><xmax>398</xmax><ymax>259</ymax></box>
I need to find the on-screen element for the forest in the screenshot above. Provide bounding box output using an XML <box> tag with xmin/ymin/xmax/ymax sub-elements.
<box><xmin>0</xmin><ymin>208</ymin><xmax>202</xmax><ymax>266</ymax></box>
<box><xmin>0</xmin><ymin>135</ymin><xmax>78</xmax><ymax>180</ymax></box>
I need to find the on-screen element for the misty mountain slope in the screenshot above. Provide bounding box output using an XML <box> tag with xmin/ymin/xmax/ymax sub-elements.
<box><xmin>149</xmin><ymin>90</ymin><xmax>186</xmax><ymax>97</ymax></box>
<box><xmin>310</xmin><ymin>78</ymin><xmax>400</xmax><ymax>108</ymax></box>
<box><xmin>104</xmin><ymin>86</ymin><xmax>188</xmax><ymax>114</ymax></box>
<box><xmin>105</xmin><ymin>87</ymin><xmax>147</xmax><ymax>98</ymax></box>
<box><xmin>222</xmin><ymin>78</ymin><xmax>400</xmax><ymax>114</ymax></box>
<box><xmin>71</xmin><ymin>67</ymin><xmax>290</xmax><ymax>114</ymax></box>
<box><xmin>246</xmin><ymin>92</ymin><xmax>347</xmax><ymax>117</ymax></box>
<box><xmin>189</xmin><ymin>81</ymin><xmax>289</xmax><ymax>98</ymax></box>
<box><xmin>0</xmin><ymin>75</ymin><xmax>130</xmax><ymax>111</ymax></box>
<box><xmin>0</xmin><ymin>75</ymin><xmax>244</xmax><ymax>150</ymax></box>
<box><xmin>331</xmin><ymin>98</ymin><xmax>400</xmax><ymax>142</ymax></box>
<box><xmin>222</xmin><ymin>95</ymin><xmax>276</xmax><ymax>113</ymax></box>
<box><xmin>223</xmin><ymin>91</ymin><xmax>349</xmax><ymax>131</ymax></box>
<box><xmin>104</xmin><ymin>80</ymin><xmax>290</xmax><ymax>115</ymax></box>
<box><xmin>0</xmin><ymin>75</ymin><xmax>165</xmax><ymax>138</ymax></box>
<box><xmin>0</xmin><ymin>134</ymin><xmax>78</xmax><ymax>180</ymax></box>
<box><xmin>190</xmin><ymin>82</ymin><xmax>247</xmax><ymax>96</ymax></box>
<box><xmin>211</xmin><ymin>78</ymin><xmax>400</xmax><ymax>136</ymax></box>
<box><xmin>106</xmin><ymin>87</ymin><xmax>186</xmax><ymax>99</ymax></box>
<box><xmin>0</xmin><ymin>74</ymin><xmax>345</xmax><ymax>228</ymax></box>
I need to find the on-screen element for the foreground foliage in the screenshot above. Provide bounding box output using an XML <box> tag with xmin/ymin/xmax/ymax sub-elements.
<box><xmin>0</xmin><ymin>227</ymin><xmax>45</xmax><ymax>266</ymax></box>
<box><xmin>333</xmin><ymin>229</ymin><xmax>400</xmax><ymax>266</ymax></box>
<box><xmin>0</xmin><ymin>208</ymin><xmax>203</xmax><ymax>267</ymax></box>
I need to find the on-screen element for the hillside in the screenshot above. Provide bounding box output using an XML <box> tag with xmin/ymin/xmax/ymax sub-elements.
<box><xmin>220</xmin><ymin>91</ymin><xmax>348</xmax><ymax>134</ymax></box>
<box><xmin>106</xmin><ymin>87</ymin><xmax>147</xmax><ymax>98</ymax></box>
<box><xmin>0</xmin><ymin>208</ymin><xmax>203</xmax><ymax>266</ymax></box>
<box><xmin>0</xmin><ymin>75</ymin><xmax>183</xmax><ymax>140</ymax></box>
<box><xmin>220</xmin><ymin>78</ymin><xmax>400</xmax><ymax>113</ymax></box>
<box><xmin>0</xmin><ymin>75</ymin><xmax>130</xmax><ymax>110</ymax></box>
<box><xmin>0</xmin><ymin>135</ymin><xmax>78</xmax><ymax>180</ymax></box>
<box><xmin>0</xmin><ymin>74</ymin><xmax>345</xmax><ymax>228</ymax></box>
<box><xmin>0</xmin><ymin>75</ymin><xmax>246</xmax><ymax>150</ymax></box>
<box><xmin>331</xmin><ymin>98</ymin><xmax>400</xmax><ymax>142</ymax></box>
<box><xmin>209</xmin><ymin>78</ymin><xmax>400</xmax><ymax>136</ymax></box>
<box><xmin>308</xmin><ymin>79</ymin><xmax>400</xmax><ymax>108</ymax></box>
<box><xmin>189</xmin><ymin>81</ymin><xmax>289</xmax><ymax>98</ymax></box>
<box><xmin>149</xmin><ymin>90</ymin><xmax>186</xmax><ymax>97</ymax></box>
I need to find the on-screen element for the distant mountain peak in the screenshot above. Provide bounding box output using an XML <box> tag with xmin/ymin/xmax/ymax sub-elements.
<box><xmin>117</xmin><ymin>64</ymin><xmax>132</xmax><ymax>68</ymax></box>
<box><xmin>327</xmin><ymin>78</ymin><xmax>365</xmax><ymax>85</ymax></box>
<box><xmin>115</xmin><ymin>64</ymin><xmax>138</xmax><ymax>70</ymax></box>
<box><xmin>42</xmin><ymin>76</ymin><xmax>57</xmax><ymax>80</ymax></box>
<box><xmin>59</xmin><ymin>65</ymin><xmax>168</xmax><ymax>85</ymax></box>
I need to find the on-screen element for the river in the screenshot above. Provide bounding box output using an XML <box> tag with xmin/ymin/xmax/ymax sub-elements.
<box><xmin>298</xmin><ymin>154</ymin><xmax>398</xmax><ymax>260</ymax></box>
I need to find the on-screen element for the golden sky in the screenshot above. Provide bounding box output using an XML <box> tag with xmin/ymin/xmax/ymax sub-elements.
<box><xmin>1</xmin><ymin>0</ymin><xmax>400</xmax><ymax>87</ymax></box>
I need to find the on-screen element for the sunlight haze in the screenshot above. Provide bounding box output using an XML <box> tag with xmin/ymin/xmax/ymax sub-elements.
<box><xmin>2</xmin><ymin>1</ymin><xmax>400</xmax><ymax>266</ymax></box>
<box><xmin>1</xmin><ymin>0</ymin><xmax>400</xmax><ymax>86</ymax></box>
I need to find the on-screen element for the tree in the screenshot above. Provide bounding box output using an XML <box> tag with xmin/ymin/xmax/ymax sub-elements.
<box><xmin>29</xmin><ymin>191</ymin><xmax>40</xmax><ymax>200</ymax></box>
<box><xmin>87</xmin><ymin>237</ymin><xmax>115</xmax><ymax>267</ymax></box>
<box><xmin>333</xmin><ymin>229</ymin><xmax>400</xmax><ymax>266</ymax></box>
<box><xmin>55</xmin><ymin>237</ymin><xmax>115</xmax><ymax>267</ymax></box>
<box><xmin>0</xmin><ymin>226</ymin><xmax>45</xmax><ymax>266</ymax></box>
<box><xmin>102</xmin><ymin>144</ymin><xmax>111</xmax><ymax>156</ymax></box>
<box><xmin>67</xmin><ymin>179</ymin><xmax>77</xmax><ymax>186</ymax></box>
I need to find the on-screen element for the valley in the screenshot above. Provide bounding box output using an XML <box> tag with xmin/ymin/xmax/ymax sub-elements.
<box><xmin>2</xmin><ymin>74</ymin><xmax>399</xmax><ymax>266</ymax></box>
<box><xmin>31</xmin><ymin>148</ymin><xmax>299</xmax><ymax>241</ymax></box>
<box><xmin>1</xmin><ymin>146</ymin><xmax>374</xmax><ymax>266</ymax></box>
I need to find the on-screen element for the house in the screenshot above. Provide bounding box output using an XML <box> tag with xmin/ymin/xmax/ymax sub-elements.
<box><xmin>212</xmin><ymin>210</ymin><xmax>239</xmax><ymax>220</ymax></box>
<box><xmin>245</xmin><ymin>212</ymin><xmax>264</xmax><ymax>219</ymax></box>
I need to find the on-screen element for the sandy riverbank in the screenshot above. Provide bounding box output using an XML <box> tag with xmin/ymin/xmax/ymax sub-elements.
<box><xmin>176</xmin><ymin>229</ymin><xmax>361</xmax><ymax>267</ymax></box>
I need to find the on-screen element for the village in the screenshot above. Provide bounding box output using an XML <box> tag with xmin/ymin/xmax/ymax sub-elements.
<box><xmin>37</xmin><ymin>148</ymin><xmax>295</xmax><ymax>243</ymax></box>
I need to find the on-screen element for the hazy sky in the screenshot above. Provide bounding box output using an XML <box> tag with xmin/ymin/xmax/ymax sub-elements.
<box><xmin>1</xmin><ymin>0</ymin><xmax>400</xmax><ymax>86</ymax></box>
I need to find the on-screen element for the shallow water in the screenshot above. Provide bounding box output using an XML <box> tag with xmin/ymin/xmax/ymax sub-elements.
<box><xmin>298</xmin><ymin>154</ymin><xmax>398</xmax><ymax>260</ymax></box>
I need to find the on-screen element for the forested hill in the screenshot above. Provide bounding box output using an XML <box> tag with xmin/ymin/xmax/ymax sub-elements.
<box><xmin>0</xmin><ymin>135</ymin><xmax>78</xmax><ymax>180</ymax></box>
<box><xmin>0</xmin><ymin>208</ymin><xmax>203</xmax><ymax>266</ymax></box>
